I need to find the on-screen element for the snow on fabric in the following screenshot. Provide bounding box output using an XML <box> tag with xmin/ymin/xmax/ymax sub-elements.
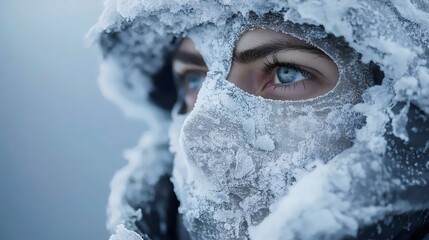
<box><xmin>109</xmin><ymin>224</ymin><xmax>144</xmax><ymax>240</ymax></box>
<box><xmin>89</xmin><ymin>0</ymin><xmax>429</xmax><ymax>239</ymax></box>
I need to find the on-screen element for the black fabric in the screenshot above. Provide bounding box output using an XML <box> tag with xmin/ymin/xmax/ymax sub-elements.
<box><xmin>99</xmin><ymin>30</ymin><xmax>178</xmax><ymax>111</ymax></box>
<box><xmin>385</xmin><ymin>102</ymin><xmax>429</xmax><ymax>207</ymax></box>
<box><xmin>148</xmin><ymin>52</ymin><xmax>178</xmax><ymax>111</ymax></box>
<box><xmin>133</xmin><ymin>175</ymin><xmax>187</xmax><ymax>240</ymax></box>
<box><xmin>370</xmin><ymin>61</ymin><xmax>385</xmax><ymax>86</ymax></box>
<box><xmin>355</xmin><ymin>210</ymin><xmax>429</xmax><ymax>240</ymax></box>
<box><xmin>352</xmin><ymin>102</ymin><xmax>429</xmax><ymax>240</ymax></box>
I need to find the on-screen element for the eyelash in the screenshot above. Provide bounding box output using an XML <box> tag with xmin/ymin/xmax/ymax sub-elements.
<box><xmin>261</xmin><ymin>55</ymin><xmax>313</xmax><ymax>91</ymax></box>
<box><xmin>262</xmin><ymin>55</ymin><xmax>311</xmax><ymax>78</ymax></box>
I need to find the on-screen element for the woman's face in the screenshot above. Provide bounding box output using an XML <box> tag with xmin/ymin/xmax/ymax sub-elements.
<box><xmin>171</xmin><ymin>26</ymin><xmax>371</xmax><ymax>240</ymax></box>
<box><xmin>172</xmin><ymin>28</ymin><xmax>339</xmax><ymax>112</ymax></box>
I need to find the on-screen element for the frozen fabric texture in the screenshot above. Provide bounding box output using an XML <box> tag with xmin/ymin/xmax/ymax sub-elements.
<box><xmin>89</xmin><ymin>0</ymin><xmax>429</xmax><ymax>239</ymax></box>
<box><xmin>176</xmin><ymin>20</ymin><xmax>374</xmax><ymax>239</ymax></box>
<box><xmin>106</xmin><ymin>128</ymin><xmax>174</xmax><ymax>236</ymax></box>
<box><xmin>109</xmin><ymin>224</ymin><xmax>145</xmax><ymax>240</ymax></box>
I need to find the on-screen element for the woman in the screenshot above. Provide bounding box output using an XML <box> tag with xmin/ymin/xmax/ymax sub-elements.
<box><xmin>89</xmin><ymin>1</ymin><xmax>429</xmax><ymax>239</ymax></box>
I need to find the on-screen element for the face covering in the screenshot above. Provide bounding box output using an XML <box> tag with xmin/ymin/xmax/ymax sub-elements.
<box><xmin>171</xmin><ymin>19</ymin><xmax>374</xmax><ymax>239</ymax></box>
<box><xmin>169</xmin><ymin>103</ymin><xmax>189</xmax><ymax>194</ymax></box>
<box><xmin>92</xmin><ymin>1</ymin><xmax>429</xmax><ymax>239</ymax></box>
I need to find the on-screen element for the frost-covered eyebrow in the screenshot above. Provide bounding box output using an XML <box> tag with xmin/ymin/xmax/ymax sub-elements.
<box><xmin>173</xmin><ymin>51</ymin><xmax>207</xmax><ymax>67</ymax></box>
<box><xmin>233</xmin><ymin>38</ymin><xmax>329</xmax><ymax>64</ymax></box>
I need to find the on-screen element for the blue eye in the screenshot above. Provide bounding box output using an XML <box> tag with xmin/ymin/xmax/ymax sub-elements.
<box><xmin>185</xmin><ymin>72</ymin><xmax>205</xmax><ymax>91</ymax></box>
<box><xmin>275</xmin><ymin>66</ymin><xmax>307</xmax><ymax>84</ymax></box>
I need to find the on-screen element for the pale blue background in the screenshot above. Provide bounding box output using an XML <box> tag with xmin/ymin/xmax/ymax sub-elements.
<box><xmin>0</xmin><ymin>1</ymin><xmax>144</xmax><ymax>239</ymax></box>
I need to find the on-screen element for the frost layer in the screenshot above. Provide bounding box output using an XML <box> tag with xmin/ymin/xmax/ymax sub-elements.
<box><xmin>109</xmin><ymin>224</ymin><xmax>144</xmax><ymax>240</ymax></box>
<box><xmin>90</xmin><ymin>0</ymin><xmax>429</xmax><ymax>239</ymax></box>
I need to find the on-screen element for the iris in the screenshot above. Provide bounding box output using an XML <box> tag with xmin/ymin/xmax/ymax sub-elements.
<box><xmin>275</xmin><ymin>66</ymin><xmax>306</xmax><ymax>84</ymax></box>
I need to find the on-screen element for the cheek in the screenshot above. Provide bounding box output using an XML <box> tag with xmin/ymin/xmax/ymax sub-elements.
<box><xmin>184</xmin><ymin>91</ymin><xmax>198</xmax><ymax>112</ymax></box>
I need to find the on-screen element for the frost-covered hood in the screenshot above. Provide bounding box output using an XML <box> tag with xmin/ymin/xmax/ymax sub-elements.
<box><xmin>89</xmin><ymin>0</ymin><xmax>429</xmax><ymax>239</ymax></box>
<box><xmin>87</xmin><ymin>0</ymin><xmax>429</xmax><ymax>127</ymax></box>
<box><xmin>88</xmin><ymin>0</ymin><xmax>429</xmax><ymax>124</ymax></box>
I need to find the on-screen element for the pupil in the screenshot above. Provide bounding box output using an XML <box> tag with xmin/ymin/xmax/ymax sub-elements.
<box><xmin>277</xmin><ymin>66</ymin><xmax>296</xmax><ymax>84</ymax></box>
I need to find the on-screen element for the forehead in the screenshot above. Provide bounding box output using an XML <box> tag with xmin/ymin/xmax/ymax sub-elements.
<box><xmin>235</xmin><ymin>28</ymin><xmax>310</xmax><ymax>51</ymax></box>
<box><xmin>177</xmin><ymin>38</ymin><xmax>199</xmax><ymax>54</ymax></box>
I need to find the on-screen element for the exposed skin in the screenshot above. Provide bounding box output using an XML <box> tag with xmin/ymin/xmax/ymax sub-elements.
<box><xmin>172</xmin><ymin>38</ymin><xmax>208</xmax><ymax>113</ymax></box>
<box><xmin>172</xmin><ymin>28</ymin><xmax>339</xmax><ymax>112</ymax></box>
<box><xmin>230</xmin><ymin>29</ymin><xmax>339</xmax><ymax>100</ymax></box>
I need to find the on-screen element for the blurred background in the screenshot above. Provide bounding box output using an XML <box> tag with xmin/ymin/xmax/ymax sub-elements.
<box><xmin>0</xmin><ymin>1</ymin><xmax>144</xmax><ymax>239</ymax></box>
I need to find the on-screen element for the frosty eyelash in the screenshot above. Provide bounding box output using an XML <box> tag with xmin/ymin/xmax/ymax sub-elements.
<box><xmin>262</xmin><ymin>54</ymin><xmax>311</xmax><ymax>79</ymax></box>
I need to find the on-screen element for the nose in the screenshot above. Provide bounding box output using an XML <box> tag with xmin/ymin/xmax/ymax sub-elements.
<box><xmin>228</xmin><ymin>66</ymin><xmax>264</xmax><ymax>95</ymax></box>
